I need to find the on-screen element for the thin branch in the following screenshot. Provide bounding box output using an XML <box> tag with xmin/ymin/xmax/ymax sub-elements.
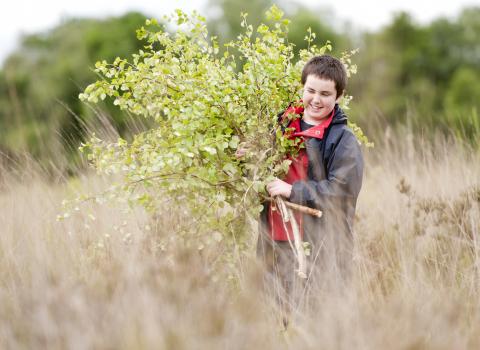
<box><xmin>263</xmin><ymin>196</ymin><xmax>322</xmax><ymax>218</ymax></box>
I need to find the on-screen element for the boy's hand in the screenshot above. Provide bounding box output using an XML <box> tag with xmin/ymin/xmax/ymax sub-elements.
<box><xmin>266</xmin><ymin>179</ymin><xmax>292</xmax><ymax>198</ymax></box>
<box><xmin>235</xmin><ymin>148</ymin><xmax>248</xmax><ymax>158</ymax></box>
<box><xmin>234</xmin><ymin>142</ymin><xmax>249</xmax><ymax>159</ymax></box>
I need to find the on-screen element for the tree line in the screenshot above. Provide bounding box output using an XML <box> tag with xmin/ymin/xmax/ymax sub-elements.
<box><xmin>0</xmin><ymin>1</ymin><xmax>478</xmax><ymax>172</ymax></box>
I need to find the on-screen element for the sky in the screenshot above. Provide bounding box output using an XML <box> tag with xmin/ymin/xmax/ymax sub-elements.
<box><xmin>1</xmin><ymin>0</ymin><xmax>479</xmax><ymax>64</ymax></box>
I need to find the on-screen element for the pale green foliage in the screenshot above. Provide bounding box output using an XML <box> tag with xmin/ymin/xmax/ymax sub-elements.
<box><xmin>77</xmin><ymin>6</ymin><xmax>364</xmax><ymax>241</ymax></box>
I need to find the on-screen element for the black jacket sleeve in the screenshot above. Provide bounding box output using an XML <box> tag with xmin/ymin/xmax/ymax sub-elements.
<box><xmin>288</xmin><ymin>130</ymin><xmax>363</xmax><ymax>210</ymax></box>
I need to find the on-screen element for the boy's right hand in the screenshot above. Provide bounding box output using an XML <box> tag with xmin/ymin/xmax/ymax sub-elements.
<box><xmin>266</xmin><ymin>178</ymin><xmax>292</xmax><ymax>199</ymax></box>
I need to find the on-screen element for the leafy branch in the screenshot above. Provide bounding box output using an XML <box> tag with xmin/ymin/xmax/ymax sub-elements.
<box><xmin>72</xmin><ymin>5</ymin><xmax>369</xmax><ymax>245</ymax></box>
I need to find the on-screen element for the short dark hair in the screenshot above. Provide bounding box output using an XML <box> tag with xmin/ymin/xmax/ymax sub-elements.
<box><xmin>301</xmin><ymin>55</ymin><xmax>347</xmax><ymax>98</ymax></box>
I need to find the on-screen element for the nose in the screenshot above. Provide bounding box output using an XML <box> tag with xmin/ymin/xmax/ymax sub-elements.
<box><xmin>312</xmin><ymin>93</ymin><xmax>321</xmax><ymax>104</ymax></box>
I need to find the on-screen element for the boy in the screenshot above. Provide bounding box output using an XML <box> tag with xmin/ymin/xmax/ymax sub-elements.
<box><xmin>258</xmin><ymin>55</ymin><xmax>364</xmax><ymax>301</ymax></box>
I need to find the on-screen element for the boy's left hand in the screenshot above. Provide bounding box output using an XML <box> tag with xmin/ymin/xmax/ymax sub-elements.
<box><xmin>266</xmin><ymin>179</ymin><xmax>292</xmax><ymax>198</ymax></box>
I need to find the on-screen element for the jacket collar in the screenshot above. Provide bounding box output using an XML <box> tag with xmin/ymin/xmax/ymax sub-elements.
<box><xmin>331</xmin><ymin>103</ymin><xmax>348</xmax><ymax>125</ymax></box>
<box><xmin>289</xmin><ymin>110</ymin><xmax>334</xmax><ymax>139</ymax></box>
<box><xmin>282</xmin><ymin>102</ymin><xmax>347</xmax><ymax>140</ymax></box>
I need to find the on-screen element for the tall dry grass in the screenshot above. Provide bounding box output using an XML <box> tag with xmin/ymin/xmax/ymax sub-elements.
<box><xmin>0</xmin><ymin>131</ymin><xmax>479</xmax><ymax>349</ymax></box>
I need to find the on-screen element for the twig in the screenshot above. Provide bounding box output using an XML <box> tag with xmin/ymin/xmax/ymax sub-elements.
<box><xmin>264</xmin><ymin>196</ymin><xmax>322</xmax><ymax>218</ymax></box>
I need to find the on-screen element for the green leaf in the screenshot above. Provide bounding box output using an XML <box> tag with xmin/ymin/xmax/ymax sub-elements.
<box><xmin>265</xmin><ymin>5</ymin><xmax>284</xmax><ymax>21</ymax></box>
<box><xmin>203</xmin><ymin>146</ymin><xmax>217</xmax><ymax>155</ymax></box>
<box><xmin>229</xmin><ymin>136</ymin><xmax>240</xmax><ymax>149</ymax></box>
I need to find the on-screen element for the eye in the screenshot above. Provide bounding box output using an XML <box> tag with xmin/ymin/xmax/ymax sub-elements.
<box><xmin>307</xmin><ymin>89</ymin><xmax>315</xmax><ymax>93</ymax></box>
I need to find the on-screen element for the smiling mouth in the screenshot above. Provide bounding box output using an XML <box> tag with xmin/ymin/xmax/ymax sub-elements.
<box><xmin>310</xmin><ymin>105</ymin><xmax>322</xmax><ymax>112</ymax></box>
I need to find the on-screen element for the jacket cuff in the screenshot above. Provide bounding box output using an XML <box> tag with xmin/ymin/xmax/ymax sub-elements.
<box><xmin>289</xmin><ymin>181</ymin><xmax>308</xmax><ymax>205</ymax></box>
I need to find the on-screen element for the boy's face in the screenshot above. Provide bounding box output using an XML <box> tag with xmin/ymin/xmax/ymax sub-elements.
<box><xmin>302</xmin><ymin>75</ymin><xmax>341</xmax><ymax>125</ymax></box>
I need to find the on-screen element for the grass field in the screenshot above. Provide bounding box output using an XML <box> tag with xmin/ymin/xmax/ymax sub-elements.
<box><xmin>1</xmin><ymin>132</ymin><xmax>479</xmax><ymax>349</ymax></box>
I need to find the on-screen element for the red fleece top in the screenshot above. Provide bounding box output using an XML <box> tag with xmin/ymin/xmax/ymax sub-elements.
<box><xmin>269</xmin><ymin>105</ymin><xmax>334</xmax><ymax>241</ymax></box>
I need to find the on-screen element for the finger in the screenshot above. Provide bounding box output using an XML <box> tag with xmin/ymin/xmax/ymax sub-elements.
<box><xmin>267</xmin><ymin>186</ymin><xmax>275</xmax><ymax>196</ymax></box>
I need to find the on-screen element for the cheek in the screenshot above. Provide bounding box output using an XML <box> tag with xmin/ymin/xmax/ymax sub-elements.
<box><xmin>302</xmin><ymin>92</ymin><xmax>312</xmax><ymax>103</ymax></box>
<box><xmin>324</xmin><ymin>96</ymin><xmax>336</xmax><ymax>106</ymax></box>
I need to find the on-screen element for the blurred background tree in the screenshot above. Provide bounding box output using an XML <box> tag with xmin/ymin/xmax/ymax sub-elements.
<box><xmin>350</xmin><ymin>7</ymin><xmax>480</xmax><ymax>138</ymax></box>
<box><xmin>0</xmin><ymin>12</ymin><xmax>147</xmax><ymax>172</ymax></box>
<box><xmin>0</xmin><ymin>2</ymin><xmax>478</xmax><ymax>175</ymax></box>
